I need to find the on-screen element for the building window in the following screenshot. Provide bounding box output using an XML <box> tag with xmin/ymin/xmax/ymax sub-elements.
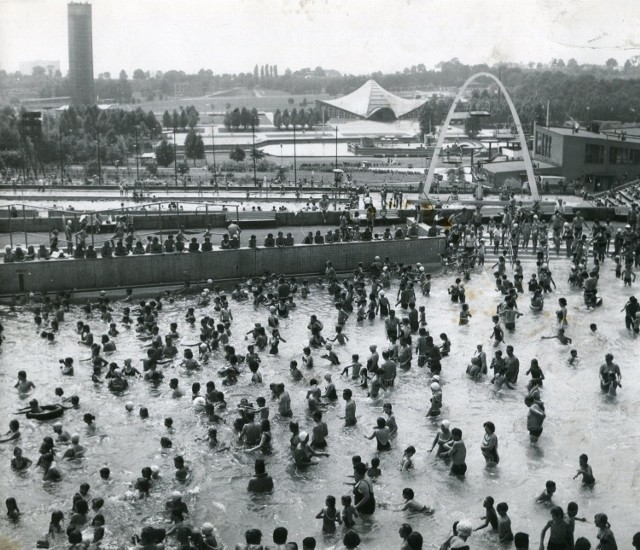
<box><xmin>609</xmin><ymin>146</ymin><xmax>629</xmax><ymax>164</ymax></box>
<box><xmin>585</xmin><ymin>143</ymin><xmax>604</xmax><ymax>164</ymax></box>
<box><xmin>536</xmin><ymin>133</ymin><xmax>552</xmax><ymax>157</ymax></box>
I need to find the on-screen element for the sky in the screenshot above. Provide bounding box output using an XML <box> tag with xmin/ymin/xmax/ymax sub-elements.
<box><xmin>1</xmin><ymin>0</ymin><xmax>640</xmax><ymax>76</ymax></box>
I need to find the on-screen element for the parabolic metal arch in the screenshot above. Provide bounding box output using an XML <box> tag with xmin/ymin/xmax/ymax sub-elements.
<box><xmin>421</xmin><ymin>72</ymin><xmax>539</xmax><ymax>201</ymax></box>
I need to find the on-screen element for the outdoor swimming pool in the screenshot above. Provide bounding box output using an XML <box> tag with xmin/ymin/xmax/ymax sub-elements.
<box><xmin>0</xmin><ymin>256</ymin><xmax>638</xmax><ymax>549</ymax></box>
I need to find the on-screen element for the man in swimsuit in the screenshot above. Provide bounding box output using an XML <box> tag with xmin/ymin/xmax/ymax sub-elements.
<box><xmin>443</xmin><ymin>428</ymin><xmax>467</xmax><ymax>476</ymax></box>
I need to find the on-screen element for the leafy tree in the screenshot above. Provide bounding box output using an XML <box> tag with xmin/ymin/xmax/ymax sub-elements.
<box><xmin>177</xmin><ymin>160</ymin><xmax>189</xmax><ymax>175</ymax></box>
<box><xmin>171</xmin><ymin>110</ymin><xmax>179</xmax><ymax>129</ymax></box>
<box><xmin>273</xmin><ymin>65</ymin><xmax>278</xmax><ymax>77</ymax></box>
<box><xmin>145</xmin><ymin>161</ymin><xmax>158</xmax><ymax>176</ymax></box>
<box><xmin>162</xmin><ymin>110</ymin><xmax>172</xmax><ymax>128</ymax></box>
<box><xmin>240</xmin><ymin>106</ymin><xmax>250</xmax><ymax>129</ymax></box>
<box><xmin>229</xmin><ymin>145</ymin><xmax>246</xmax><ymax>162</ymax></box>
<box><xmin>179</xmin><ymin>109</ymin><xmax>188</xmax><ymax>129</ymax></box>
<box><xmin>251</xmin><ymin>108</ymin><xmax>260</xmax><ymax>128</ymax></box>
<box><xmin>119</xmin><ymin>70</ymin><xmax>128</xmax><ymax>80</ymax></box>
<box><xmin>145</xmin><ymin>110</ymin><xmax>161</xmax><ymax>137</ymax></box>
<box><xmin>297</xmin><ymin>108</ymin><xmax>307</xmax><ymax>128</ymax></box>
<box><xmin>155</xmin><ymin>139</ymin><xmax>175</xmax><ymax>167</ymax></box>
<box><xmin>253</xmin><ymin>64</ymin><xmax>259</xmax><ymax>79</ymax></box>
<box><xmin>223</xmin><ymin>111</ymin><xmax>232</xmax><ymax>131</ymax></box>
<box><xmin>282</xmin><ymin>109</ymin><xmax>291</xmax><ymax>129</ymax></box>
<box><xmin>185</xmin><ymin>105</ymin><xmax>199</xmax><ymax>128</ymax></box>
<box><xmin>230</xmin><ymin>108</ymin><xmax>241</xmax><ymax>130</ymax></box>
<box><xmin>290</xmin><ymin>108</ymin><xmax>298</xmax><ymax>128</ymax></box>
<box><xmin>288</xmin><ymin>97</ymin><xmax>294</xmax><ymax>105</ymax></box>
<box><xmin>32</xmin><ymin>66</ymin><xmax>46</xmax><ymax>78</ymax></box>
<box><xmin>260</xmin><ymin>65</ymin><xmax>264</xmax><ymax>79</ymax></box>
<box><xmin>251</xmin><ymin>148</ymin><xmax>265</xmax><ymax>160</ymax></box>
<box><xmin>606</xmin><ymin>58</ymin><xmax>618</xmax><ymax>70</ymax></box>
<box><xmin>464</xmin><ymin>116</ymin><xmax>481</xmax><ymax>138</ymax></box>
<box><xmin>133</xmin><ymin>68</ymin><xmax>146</xmax><ymax>80</ymax></box>
<box><xmin>185</xmin><ymin>130</ymin><xmax>205</xmax><ymax>165</ymax></box>
<box><xmin>273</xmin><ymin>109</ymin><xmax>282</xmax><ymax>129</ymax></box>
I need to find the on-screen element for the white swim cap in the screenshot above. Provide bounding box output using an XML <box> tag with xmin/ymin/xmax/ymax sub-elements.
<box><xmin>298</xmin><ymin>431</ymin><xmax>309</xmax><ymax>441</ymax></box>
<box><xmin>441</xmin><ymin>419</ymin><xmax>450</xmax><ymax>428</ymax></box>
<box><xmin>431</xmin><ymin>382</ymin><xmax>441</xmax><ymax>391</ymax></box>
<box><xmin>456</xmin><ymin>520</ymin><xmax>473</xmax><ymax>537</ymax></box>
<box><xmin>202</xmin><ymin>523</ymin><xmax>214</xmax><ymax>534</ymax></box>
<box><xmin>207</xmin><ymin>279</ymin><xmax>213</xmax><ymax>284</ymax></box>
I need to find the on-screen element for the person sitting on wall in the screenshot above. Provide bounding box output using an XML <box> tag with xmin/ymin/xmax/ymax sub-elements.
<box><xmin>74</xmin><ymin>243</ymin><xmax>86</xmax><ymax>259</ymax></box>
<box><xmin>303</xmin><ymin>232</ymin><xmax>314</xmax><ymax>245</ymax></box>
<box><xmin>284</xmin><ymin>233</ymin><xmax>295</xmax><ymax>246</ymax></box>
<box><xmin>163</xmin><ymin>235</ymin><xmax>175</xmax><ymax>253</ymax></box>
<box><xmin>220</xmin><ymin>234</ymin><xmax>231</xmax><ymax>250</ymax></box>
<box><xmin>275</xmin><ymin>232</ymin><xmax>286</xmax><ymax>248</ymax></box>
<box><xmin>201</xmin><ymin>237</ymin><xmax>213</xmax><ymax>252</ymax></box>
<box><xmin>264</xmin><ymin>234</ymin><xmax>275</xmax><ymax>247</ymax></box>
<box><xmin>248</xmin><ymin>235</ymin><xmax>257</xmax><ymax>248</ymax></box>
<box><xmin>150</xmin><ymin>237</ymin><xmax>163</xmax><ymax>254</ymax></box>
<box><xmin>188</xmin><ymin>238</ymin><xmax>200</xmax><ymax>253</ymax></box>
<box><xmin>114</xmin><ymin>240</ymin><xmax>128</xmax><ymax>256</ymax></box>
<box><xmin>230</xmin><ymin>235</ymin><xmax>240</xmax><ymax>249</ymax></box>
<box><xmin>132</xmin><ymin>241</ymin><xmax>145</xmax><ymax>255</ymax></box>
<box><xmin>314</xmin><ymin>231</ymin><xmax>325</xmax><ymax>244</ymax></box>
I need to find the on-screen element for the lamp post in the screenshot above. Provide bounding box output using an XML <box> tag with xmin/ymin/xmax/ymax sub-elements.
<box><xmin>134</xmin><ymin>126</ymin><xmax>140</xmax><ymax>181</ymax></box>
<box><xmin>58</xmin><ymin>128</ymin><xmax>64</xmax><ymax>181</ymax></box>
<box><xmin>96</xmin><ymin>128</ymin><xmax>102</xmax><ymax>184</ymax></box>
<box><xmin>293</xmin><ymin>122</ymin><xmax>297</xmax><ymax>186</ymax></box>
<box><xmin>251</xmin><ymin>121</ymin><xmax>257</xmax><ymax>186</ymax></box>
<box><xmin>173</xmin><ymin>126</ymin><xmax>178</xmax><ymax>186</ymax></box>
<box><xmin>335</xmin><ymin>125</ymin><xmax>338</xmax><ymax>169</ymax></box>
<box><xmin>211</xmin><ymin>124</ymin><xmax>217</xmax><ymax>183</ymax></box>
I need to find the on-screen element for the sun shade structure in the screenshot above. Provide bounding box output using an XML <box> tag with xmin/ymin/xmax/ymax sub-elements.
<box><xmin>316</xmin><ymin>80</ymin><xmax>427</xmax><ymax>121</ymax></box>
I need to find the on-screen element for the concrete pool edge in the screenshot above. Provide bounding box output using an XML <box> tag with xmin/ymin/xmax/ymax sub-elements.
<box><xmin>0</xmin><ymin>237</ymin><xmax>445</xmax><ymax>295</ymax></box>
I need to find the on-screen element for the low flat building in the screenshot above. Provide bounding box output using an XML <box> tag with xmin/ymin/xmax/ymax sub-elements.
<box><xmin>482</xmin><ymin>159</ymin><xmax>558</xmax><ymax>189</ymax></box>
<box><xmin>534</xmin><ymin>125</ymin><xmax>640</xmax><ymax>191</ymax></box>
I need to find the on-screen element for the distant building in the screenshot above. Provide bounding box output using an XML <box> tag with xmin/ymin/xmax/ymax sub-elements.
<box><xmin>19</xmin><ymin>60</ymin><xmax>60</xmax><ymax>76</ymax></box>
<box><xmin>316</xmin><ymin>80</ymin><xmax>428</xmax><ymax>121</ymax></box>
<box><xmin>534</xmin><ymin>125</ymin><xmax>640</xmax><ymax>191</ymax></box>
<box><xmin>68</xmin><ymin>2</ymin><xmax>95</xmax><ymax>106</ymax></box>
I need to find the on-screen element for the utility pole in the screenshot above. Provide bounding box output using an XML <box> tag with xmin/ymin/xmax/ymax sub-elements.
<box><xmin>335</xmin><ymin>125</ymin><xmax>338</xmax><ymax>169</ymax></box>
<box><xmin>134</xmin><ymin>126</ymin><xmax>140</xmax><ymax>181</ymax></box>
<box><xmin>173</xmin><ymin>126</ymin><xmax>178</xmax><ymax>186</ymax></box>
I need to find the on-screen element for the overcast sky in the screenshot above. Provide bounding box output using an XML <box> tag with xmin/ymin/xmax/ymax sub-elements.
<box><xmin>1</xmin><ymin>0</ymin><xmax>640</xmax><ymax>76</ymax></box>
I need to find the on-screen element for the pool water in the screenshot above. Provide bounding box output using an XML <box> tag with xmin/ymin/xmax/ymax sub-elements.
<box><xmin>0</xmin><ymin>254</ymin><xmax>639</xmax><ymax>549</ymax></box>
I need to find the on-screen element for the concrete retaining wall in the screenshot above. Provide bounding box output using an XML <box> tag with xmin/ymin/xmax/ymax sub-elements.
<box><xmin>0</xmin><ymin>237</ymin><xmax>445</xmax><ymax>294</ymax></box>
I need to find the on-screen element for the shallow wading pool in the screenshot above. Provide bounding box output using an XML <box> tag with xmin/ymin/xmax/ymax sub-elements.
<box><xmin>0</xmin><ymin>256</ymin><xmax>639</xmax><ymax>549</ymax></box>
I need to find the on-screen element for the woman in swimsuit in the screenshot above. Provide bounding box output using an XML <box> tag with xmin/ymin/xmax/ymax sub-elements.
<box><xmin>365</xmin><ymin>417</ymin><xmax>391</xmax><ymax>451</ymax></box>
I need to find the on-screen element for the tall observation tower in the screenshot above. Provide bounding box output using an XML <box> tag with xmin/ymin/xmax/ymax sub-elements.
<box><xmin>68</xmin><ymin>2</ymin><xmax>95</xmax><ymax>106</ymax></box>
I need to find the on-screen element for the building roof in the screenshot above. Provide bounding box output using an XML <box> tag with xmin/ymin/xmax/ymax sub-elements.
<box><xmin>482</xmin><ymin>160</ymin><xmax>557</xmax><ymax>174</ymax></box>
<box><xmin>317</xmin><ymin>80</ymin><xmax>426</xmax><ymax>119</ymax></box>
<box><xmin>542</xmin><ymin>126</ymin><xmax>640</xmax><ymax>144</ymax></box>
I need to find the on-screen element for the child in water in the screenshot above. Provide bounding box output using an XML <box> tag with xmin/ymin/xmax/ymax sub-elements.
<box><xmin>340</xmin><ymin>495</ymin><xmax>358</xmax><ymax>529</ymax></box>
<box><xmin>573</xmin><ymin>453</ymin><xmax>596</xmax><ymax>485</ymax></box>
<box><xmin>316</xmin><ymin>495</ymin><xmax>341</xmax><ymax>533</ymax></box>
